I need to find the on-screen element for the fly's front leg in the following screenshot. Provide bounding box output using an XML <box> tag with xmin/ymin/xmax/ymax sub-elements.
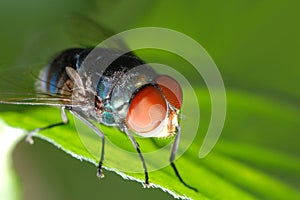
<box><xmin>170</xmin><ymin>126</ymin><xmax>198</xmax><ymax>192</ymax></box>
<box><xmin>124</xmin><ymin>128</ymin><xmax>150</xmax><ymax>188</ymax></box>
<box><xmin>26</xmin><ymin>106</ymin><xmax>69</xmax><ymax>144</ymax></box>
<box><xmin>70</xmin><ymin>110</ymin><xmax>105</xmax><ymax>179</ymax></box>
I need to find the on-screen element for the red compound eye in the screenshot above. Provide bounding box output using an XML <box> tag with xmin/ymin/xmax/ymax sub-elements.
<box><xmin>156</xmin><ymin>75</ymin><xmax>183</xmax><ymax>109</ymax></box>
<box><xmin>126</xmin><ymin>86</ymin><xmax>167</xmax><ymax>134</ymax></box>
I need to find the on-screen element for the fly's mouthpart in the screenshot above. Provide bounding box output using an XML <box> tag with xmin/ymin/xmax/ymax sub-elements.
<box><xmin>166</xmin><ymin>107</ymin><xmax>180</xmax><ymax>136</ymax></box>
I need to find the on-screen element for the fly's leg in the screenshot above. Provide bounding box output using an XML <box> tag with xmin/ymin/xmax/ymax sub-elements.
<box><xmin>26</xmin><ymin>106</ymin><xmax>69</xmax><ymax>144</ymax></box>
<box><xmin>70</xmin><ymin>110</ymin><xmax>105</xmax><ymax>179</ymax></box>
<box><xmin>170</xmin><ymin>126</ymin><xmax>198</xmax><ymax>192</ymax></box>
<box><xmin>124</xmin><ymin>128</ymin><xmax>150</xmax><ymax>188</ymax></box>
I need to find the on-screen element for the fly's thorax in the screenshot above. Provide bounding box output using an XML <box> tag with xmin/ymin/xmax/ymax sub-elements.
<box><xmin>109</xmin><ymin>65</ymin><xmax>157</xmax><ymax>122</ymax></box>
<box><xmin>93</xmin><ymin>65</ymin><xmax>157</xmax><ymax>126</ymax></box>
<box><xmin>94</xmin><ymin>99</ymin><xmax>116</xmax><ymax>126</ymax></box>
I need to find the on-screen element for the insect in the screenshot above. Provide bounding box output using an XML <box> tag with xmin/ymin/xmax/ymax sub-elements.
<box><xmin>0</xmin><ymin>15</ymin><xmax>197</xmax><ymax>192</ymax></box>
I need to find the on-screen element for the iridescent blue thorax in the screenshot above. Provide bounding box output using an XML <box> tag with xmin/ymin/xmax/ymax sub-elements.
<box><xmin>96</xmin><ymin>67</ymin><xmax>157</xmax><ymax>126</ymax></box>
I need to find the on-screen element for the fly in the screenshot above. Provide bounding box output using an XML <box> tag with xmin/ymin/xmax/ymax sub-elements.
<box><xmin>0</xmin><ymin>15</ymin><xmax>197</xmax><ymax>192</ymax></box>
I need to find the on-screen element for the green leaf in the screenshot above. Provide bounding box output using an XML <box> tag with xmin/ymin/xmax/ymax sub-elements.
<box><xmin>1</xmin><ymin>88</ymin><xmax>299</xmax><ymax>199</ymax></box>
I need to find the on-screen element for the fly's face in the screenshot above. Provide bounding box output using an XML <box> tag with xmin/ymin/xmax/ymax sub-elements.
<box><xmin>126</xmin><ymin>75</ymin><xmax>182</xmax><ymax>138</ymax></box>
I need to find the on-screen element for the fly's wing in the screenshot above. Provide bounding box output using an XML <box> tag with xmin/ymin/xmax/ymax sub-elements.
<box><xmin>0</xmin><ymin>96</ymin><xmax>73</xmax><ymax>107</ymax></box>
<box><xmin>64</xmin><ymin>14</ymin><xmax>130</xmax><ymax>51</ymax></box>
<box><xmin>64</xmin><ymin>14</ymin><xmax>145</xmax><ymax>90</ymax></box>
<box><xmin>0</xmin><ymin>14</ymin><xmax>131</xmax><ymax>109</ymax></box>
<box><xmin>0</xmin><ymin>62</ymin><xmax>40</xmax><ymax>100</ymax></box>
<box><xmin>0</xmin><ymin>63</ymin><xmax>77</xmax><ymax>108</ymax></box>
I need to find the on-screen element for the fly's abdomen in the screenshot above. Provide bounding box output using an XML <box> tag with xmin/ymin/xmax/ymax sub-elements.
<box><xmin>36</xmin><ymin>48</ymin><xmax>91</xmax><ymax>95</ymax></box>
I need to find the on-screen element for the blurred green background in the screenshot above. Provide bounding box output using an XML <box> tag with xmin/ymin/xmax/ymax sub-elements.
<box><xmin>0</xmin><ymin>0</ymin><xmax>299</xmax><ymax>199</ymax></box>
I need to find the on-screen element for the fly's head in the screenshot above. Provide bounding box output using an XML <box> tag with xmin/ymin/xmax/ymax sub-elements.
<box><xmin>126</xmin><ymin>75</ymin><xmax>183</xmax><ymax>138</ymax></box>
